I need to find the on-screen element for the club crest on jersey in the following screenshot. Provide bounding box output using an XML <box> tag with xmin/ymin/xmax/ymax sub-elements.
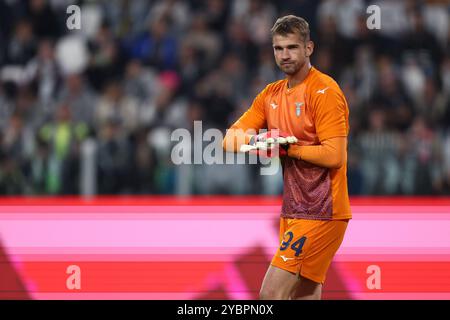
<box><xmin>295</xmin><ymin>102</ymin><xmax>303</xmax><ymax>117</ymax></box>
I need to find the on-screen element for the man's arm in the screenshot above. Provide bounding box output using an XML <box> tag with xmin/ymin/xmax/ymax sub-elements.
<box><xmin>223</xmin><ymin>90</ymin><xmax>267</xmax><ymax>153</ymax></box>
<box><xmin>222</xmin><ymin>123</ymin><xmax>257</xmax><ymax>153</ymax></box>
<box><xmin>288</xmin><ymin>82</ymin><xmax>349</xmax><ymax>168</ymax></box>
<box><xmin>287</xmin><ymin>137</ymin><xmax>347</xmax><ymax>169</ymax></box>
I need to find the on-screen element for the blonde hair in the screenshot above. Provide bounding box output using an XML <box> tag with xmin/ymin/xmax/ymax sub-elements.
<box><xmin>271</xmin><ymin>15</ymin><xmax>310</xmax><ymax>42</ymax></box>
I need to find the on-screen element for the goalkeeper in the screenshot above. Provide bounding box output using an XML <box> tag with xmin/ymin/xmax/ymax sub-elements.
<box><xmin>222</xmin><ymin>15</ymin><xmax>352</xmax><ymax>300</ymax></box>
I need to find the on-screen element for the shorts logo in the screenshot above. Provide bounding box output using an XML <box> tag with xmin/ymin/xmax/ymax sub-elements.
<box><xmin>280</xmin><ymin>255</ymin><xmax>295</xmax><ymax>262</ymax></box>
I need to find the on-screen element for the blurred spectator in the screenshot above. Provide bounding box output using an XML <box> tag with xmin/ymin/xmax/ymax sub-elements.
<box><xmin>0</xmin><ymin>152</ymin><xmax>27</xmax><ymax>195</ymax></box>
<box><xmin>223</xmin><ymin>19</ymin><xmax>259</xmax><ymax>73</ymax></box>
<box><xmin>317</xmin><ymin>0</ymin><xmax>365</xmax><ymax>39</ymax></box>
<box><xmin>233</xmin><ymin>0</ymin><xmax>277</xmax><ymax>46</ymax></box>
<box><xmin>87</xmin><ymin>23</ymin><xmax>125</xmax><ymax>91</ymax></box>
<box><xmin>96</xmin><ymin>117</ymin><xmax>132</xmax><ymax>194</ymax></box>
<box><xmin>140</xmin><ymin>71</ymin><xmax>187</xmax><ymax>129</ymax></box>
<box><xmin>95</xmin><ymin>79</ymin><xmax>140</xmax><ymax>135</ymax></box>
<box><xmin>442</xmin><ymin>133</ymin><xmax>450</xmax><ymax>194</ymax></box>
<box><xmin>394</xmin><ymin>132</ymin><xmax>417</xmax><ymax>195</ymax></box>
<box><xmin>347</xmin><ymin>142</ymin><xmax>364</xmax><ymax>195</ymax></box>
<box><xmin>147</xmin><ymin>0</ymin><xmax>191</xmax><ymax>34</ymax></box>
<box><xmin>358</xmin><ymin>108</ymin><xmax>401</xmax><ymax>194</ymax></box>
<box><xmin>194</xmin><ymin>69</ymin><xmax>235</xmax><ymax>129</ymax></box>
<box><xmin>314</xmin><ymin>15</ymin><xmax>353</xmax><ymax>76</ymax></box>
<box><xmin>127</xmin><ymin>17</ymin><xmax>178</xmax><ymax>71</ymax></box>
<box><xmin>123</xmin><ymin>59</ymin><xmax>158</xmax><ymax>102</ymax></box>
<box><xmin>27</xmin><ymin>0</ymin><xmax>62</xmax><ymax>39</ymax></box>
<box><xmin>256</xmin><ymin>47</ymin><xmax>278</xmax><ymax>85</ymax></box>
<box><xmin>29</xmin><ymin>136</ymin><xmax>52</xmax><ymax>195</ymax></box>
<box><xmin>400</xmin><ymin>55</ymin><xmax>427</xmax><ymax>109</ymax></box>
<box><xmin>147</xmin><ymin>126</ymin><xmax>176</xmax><ymax>194</ymax></box>
<box><xmin>1</xmin><ymin>112</ymin><xmax>34</xmax><ymax>167</ymax></box>
<box><xmin>408</xmin><ymin>116</ymin><xmax>443</xmax><ymax>195</ymax></box>
<box><xmin>374</xmin><ymin>0</ymin><xmax>409</xmax><ymax>37</ymax></box>
<box><xmin>182</xmin><ymin>13</ymin><xmax>221</xmax><ymax>70</ymax></box>
<box><xmin>102</xmin><ymin>0</ymin><xmax>152</xmax><ymax>37</ymax></box>
<box><xmin>129</xmin><ymin>128</ymin><xmax>157</xmax><ymax>194</ymax></box>
<box><xmin>351</xmin><ymin>13</ymin><xmax>386</xmax><ymax>56</ymax></box>
<box><xmin>340</xmin><ymin>45</ymin><xmax>377</xmax><ymax>106</ymax></box>
<box><xmin>37</xmin><ymin>104</ymin><xmax>89</xmax><ymax>194</ymax></box>
<box><xmin>372</xmin><ymin>55</ymin><xmax>414</xmax><ymax>131</ymax></box>
<box><xmin>423</xmin><ymin>0</ymin><xmax>449</xmax><ymax>48</ymax></box>
<box><xmin>0</xmin><ymin>0</ymin><xmax>18</xmax><ymax>40</ymax></box>
<box><xmin>202</xmin><ymin>0</ymin><xmax>230</xmax><ymax>32</ymax></box>
<box><xmin>57</xmin><ymin>73</ymin><xmax>97</xmax><ymax>127</ymax></box>
<box><xmin>442</xmin><ymin>57</ymin><xmax>450</xmax><ymax>97</ymax></box>
<box><xmin>5</xmin><ymin>20</ymin><xmax>37</xmax><ymax>65</ymax></box>
<box><xmin>177</xmin><ymin>42</ymin><xmax>202</xmax><ymax>94</ymax></box>
<box><xmin>424</xmin><ymin>77</ymin><xmax>449</xmax><ymax>129</ymax></box>
<box><xmin>0</xmin><ymin>82</ymin><xmax>15</xmax><ymax>129</ymax></box>
<box><xmin>219</xmin><ymin>53</ymin><xmax>248</xmax><ymax>102</ymax></box>
<box><xmin>313</xmin><ymin>47</ymin><xmax>336</xmax><ymax>79</ymax></box>
<box><xmin>12</xmin><ymin>85</ymin><xmax>44</xmax><ymax>131</ymax></box>
<box><xmin>24</xmin><ymin>39</ymin><xmax>59</xmax><ymax>117</ymax></box>
<box><xmin>402</xmin><ymin>8</ymin><xmax>444</xmax><ymax>70</ymax></box>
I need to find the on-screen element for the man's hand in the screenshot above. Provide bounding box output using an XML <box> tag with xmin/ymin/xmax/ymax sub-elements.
<box><xmin>240</xmin><ymin>130</ymin><xmax>298</xmax><ymax>158</ymax></box>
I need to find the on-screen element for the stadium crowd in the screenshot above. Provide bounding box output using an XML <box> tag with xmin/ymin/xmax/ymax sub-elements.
<box><xmin>0</xmin><ymin>0</ymin><xmax>448</xmax><ymax>196</ymax></box>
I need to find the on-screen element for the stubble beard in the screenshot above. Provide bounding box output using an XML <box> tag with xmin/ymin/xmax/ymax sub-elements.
<box><xmin>279</xmin><ymin>60</ymin><xmax>305</xmax><ymax>76</ymax></box>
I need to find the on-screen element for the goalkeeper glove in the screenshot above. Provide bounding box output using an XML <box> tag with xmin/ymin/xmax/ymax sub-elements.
<box><xmin>240</xmin><ymin>130</ymin><xmax>298</xmax><ymax>158</ymax></box>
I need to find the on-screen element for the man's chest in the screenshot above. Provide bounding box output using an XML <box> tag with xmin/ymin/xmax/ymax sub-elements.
<box><xmin>264</xmin><ymin>88</ymin><xmax>317</xmax><ymax>143</ymax></box>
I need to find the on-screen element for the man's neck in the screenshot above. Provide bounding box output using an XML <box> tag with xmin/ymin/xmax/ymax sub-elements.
<box><xmin>287</xmin><ymin>62</ymin><xmax>312</xmax><ymax>89</ymax></box>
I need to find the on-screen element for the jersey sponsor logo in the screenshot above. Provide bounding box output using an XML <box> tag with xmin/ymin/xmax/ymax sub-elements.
<box><xmin>270</xmin><ymin>102</ymin><xmax>278</xmax><ymax>109</ymax></box>
<box><xmin>316</xmin><ymin>87</ymin><xmax>329</xmax><ymax>94</ymax></box>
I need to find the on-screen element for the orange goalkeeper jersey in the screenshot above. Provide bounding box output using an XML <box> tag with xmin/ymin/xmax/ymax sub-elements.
<box><xmin>228</xmin><ymin>67</ymin><xmax>351</xmax><ymax>220</ymax></box>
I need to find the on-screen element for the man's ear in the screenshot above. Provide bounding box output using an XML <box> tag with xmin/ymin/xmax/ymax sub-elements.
<box><xmin>305</xmin><ymin>40</ymin><xmax>314</xmax><ymax>57</ymax></box>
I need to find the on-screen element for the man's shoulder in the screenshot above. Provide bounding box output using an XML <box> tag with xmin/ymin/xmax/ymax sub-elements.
<box><xmin>261</xmin><ymin>79</ymin><xmax>286</xmax><ymax>94</ymax></box>
<box><xmin>307</xmin><ymin>67</ymin><xmax>342</xmax><ymax>94</ymax></box>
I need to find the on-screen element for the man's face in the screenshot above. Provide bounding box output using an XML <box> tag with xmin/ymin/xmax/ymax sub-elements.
<box><xmin>272</xmin><ymin>33</ymin><xmax>313</xmax><ymax>75</ymax></box>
